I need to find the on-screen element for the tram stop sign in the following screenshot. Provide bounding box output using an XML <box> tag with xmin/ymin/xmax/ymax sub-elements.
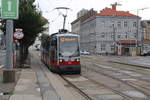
<box><xmin>13</xmin><ymin>29</ymin><xmax>24</xmax><ymax>40</ymax></box>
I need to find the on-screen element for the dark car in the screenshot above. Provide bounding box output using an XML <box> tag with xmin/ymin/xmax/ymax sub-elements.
<box><xmin>141</xmin><ymin>51</ymin><xmax>150</xmax><ymax>56</ymax></box>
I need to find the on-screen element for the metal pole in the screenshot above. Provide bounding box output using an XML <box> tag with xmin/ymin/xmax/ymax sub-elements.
<box><xmin>113</xmin><ymin>24</ymin><xmax>116</xmax><ymax>54</ymax></box>
<box><xmin>5</xmin><ymin>20</ymin><xmax>13</xmax><ymax>68</ymax></box>
<box><xmin>136</xmin><ymin>10</ymin><xmax>139</xmax><ymax>54</ymax></box>
<box><xmin>63</xmin><ymin>14</ymin><xmax>67</xmax><ymax>29</ymax></box>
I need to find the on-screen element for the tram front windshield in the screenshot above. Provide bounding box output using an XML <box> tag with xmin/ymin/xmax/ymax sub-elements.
<box><xmin>59</xmin><ymin>36</ymin><xmax>79</xmax><ymax>57</ymax></box>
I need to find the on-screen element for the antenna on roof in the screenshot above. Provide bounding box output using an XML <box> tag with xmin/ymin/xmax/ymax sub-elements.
<box><xmin>111</xmin><ymin>2</ymin><xmax>122</xmax><ymax>6</ymax></box>
<box><xmin>111</xmin><ymin>2</ymin><xmax>122</xmax><ymax>10</ymax></box>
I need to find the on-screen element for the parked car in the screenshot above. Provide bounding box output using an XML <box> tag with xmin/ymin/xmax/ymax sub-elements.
<box><xmin>80</xmin><ymin>50</ymin><xmax>90</xmax><ymax>55</ymax></box>
<box><xmin>140</xmin><ymin>51</ymin><xmax>150</xmax><ymax>56</ymax></box>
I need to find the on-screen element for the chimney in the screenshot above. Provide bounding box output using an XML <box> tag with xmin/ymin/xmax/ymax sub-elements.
<box><xmin>112</xmin><ymin>4</ymin><xmax>116</xmax><ymax>10</ymax></box>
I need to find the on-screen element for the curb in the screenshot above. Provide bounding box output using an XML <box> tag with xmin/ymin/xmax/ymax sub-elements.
<box><xmin>109</xmin><ymin>61</ymin><xmax>150</xmax><ymax>69</ymax></box>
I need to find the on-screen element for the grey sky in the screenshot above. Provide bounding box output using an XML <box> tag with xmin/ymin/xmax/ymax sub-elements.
<box><xmin>35</xmin><ymin>0</ymin><xmax>150</xmax><ymax>33</ymax></box>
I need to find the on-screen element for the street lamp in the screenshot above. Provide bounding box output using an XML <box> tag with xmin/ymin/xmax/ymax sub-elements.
<box><xmin>136</xmin><ymin>7</ymin><xmax>148</xmax><ymax>54</ymax></box>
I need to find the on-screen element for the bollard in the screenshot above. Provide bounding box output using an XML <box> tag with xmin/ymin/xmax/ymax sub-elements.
<box><xmin>3</xmin><ymin>69</ymin><xmax>16</xmax><ymax>83</ymax></box>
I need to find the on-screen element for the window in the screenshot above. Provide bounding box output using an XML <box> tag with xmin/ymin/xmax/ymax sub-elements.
<box><xmin>111</xmin><ymin>35</ymin><xmax>114</xmax><ymax>38</ymax></box>
<box><xmin>125</xmin><ymin>34</ymin><xmax>128</xmax><ymax>38</ymax></box>
<box><xmin>125</xmin><ymin>32</ymin><xmax>128</xmax><ymax>38</ymax></box>
<box><xmin>134</xmin><ymin>33</ymin><xmax>137</xmax><ymax>38</ymax></box>
<box><xmin>111</xmin><ymin>45</ymin><xmax>114</xmax><ymax>51</ymax></box>
<box><xmin>124</xmin><ymin>21</ymin><xmax>128</xmax><ymax>27</ymax></box>
<box><xmin>101</xmin><ymin>34</ymin><xmax>105</xmax><ymax>38</ymax></box>
<box><xmin>117</xmin><ymin>22</ymin><xmax>121</xmax><ymax>27</ymax></box>
<box><xmin>102</xmin><ymin>21</ymin><xmax>105</xmax><ymax>25</ymax></box>
<box><xmin>118</xmin><ymin>35</ymin><xmax>121</xmax><ymax>38</ymax></box>
<box><xmin>133</xmin><ymin>22</ymin><xmax>137</xmax><ymax>27</ymax></box>
<box><xmin>101</xmin><ymin>44</ymin><xmax>106</xmax><ymax>51</ymax></box>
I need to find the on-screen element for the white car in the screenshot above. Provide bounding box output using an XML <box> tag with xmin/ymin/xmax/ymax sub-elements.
<box><xmin>80</xmin><ymin>50</ymin><xmax>90</xmax><ymax>55</ymax></box>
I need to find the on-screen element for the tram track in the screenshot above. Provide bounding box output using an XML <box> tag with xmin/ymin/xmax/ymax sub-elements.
<box><xmin>61</xmin><ymin>74</ymin><xmax>139</xmax><ymax>100</ymax></box>
<box><xmin>81</xmin><ymin>62</ymin><xmax>150</xmax><ymax>99</ymax></box>
<box><xmin>60</xmin><ymin>75</ymin><xmax>93</xmax><ymax>100</ymax></box>
<box><xmin>82</xmin><ymin>57</ymin><xmax>150</xmax><ymax>95</ymax></box>
<box><xmin>91</xmin><ymin>61</ymin><xmax>150</xmax><ymax>95</ymax></box>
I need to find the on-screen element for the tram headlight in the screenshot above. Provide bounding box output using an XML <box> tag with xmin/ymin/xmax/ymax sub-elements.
<box><xmin>76</xmin><ymin>58</ymin><xmax>80</xmax><ymax>61</ymax></box>
<box><xmin>59</xmin><ymin>59</ymin><xmax>63</xmax><ymax>62</ymax></box>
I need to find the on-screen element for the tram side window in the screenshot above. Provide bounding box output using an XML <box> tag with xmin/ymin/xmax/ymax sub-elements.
<box><xmin>51</xmin><ymin>38</ymin><xmax>57</xmax><ymax>61</ymax></box>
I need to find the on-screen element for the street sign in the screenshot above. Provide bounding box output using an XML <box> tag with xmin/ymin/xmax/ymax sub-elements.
<box><xmin>13</xmin><ymin>29</ymin><xmax>24</xmax><ymax>40</ymax></box>
<box><xmin>1</xmin><ymin>0</ymin><xmax>19</xmax><ymax>19</ymax></box>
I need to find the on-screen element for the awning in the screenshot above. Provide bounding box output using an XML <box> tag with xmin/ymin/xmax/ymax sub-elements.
<box><xmin>119</xmin><ymin>40</ymin><xmax>137</xmax><ymax>44</ymax></box>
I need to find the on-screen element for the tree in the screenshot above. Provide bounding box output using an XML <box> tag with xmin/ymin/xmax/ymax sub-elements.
<box><xmin>14</xmin><ymin>0</ymin><xmax>48</xmax><ymax>49</ymax></box>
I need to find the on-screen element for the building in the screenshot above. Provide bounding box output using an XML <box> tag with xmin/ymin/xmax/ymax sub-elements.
<box><xmin>71</xmin><ymin>3</ymin><xmax>142</xmax><ymax>56</ymax></box>
<box><xmin>141</xmin><ymin>20</ymin><xmax>150</xmax><ymax>52</ymax></box>
<box><xmin>71</xmin><ymin>9</ymin><xmax>97</xmax><ymax>35</ymax></box>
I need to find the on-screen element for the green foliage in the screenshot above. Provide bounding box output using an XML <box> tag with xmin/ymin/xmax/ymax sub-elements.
<box><xmin>41</xmin><ymin>34</ymin><xmax>50</xmax><ymax>48</ymax></box>
<box><xmin>14</xmin><ymin>0</ymin><xmax>48</xmax><ymax>48</ymax></box>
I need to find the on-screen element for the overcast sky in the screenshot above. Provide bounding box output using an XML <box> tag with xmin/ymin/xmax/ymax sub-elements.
<box><xmin>35</xmin><ymin>0</ymin><xmax>150</xmax><ymax>33</ymax></box>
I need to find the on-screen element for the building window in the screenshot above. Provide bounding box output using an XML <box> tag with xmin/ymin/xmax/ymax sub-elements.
<box><xmin>134</xmin><ymin>33</ymin><xmax>137</xmax><ymax>38</ymax></box>
<box><xmin>111</xmin><ymin>35</ymin><xmax>114</xmax><ymax>38</ymax></box>
<box><xmin>133</xmin><ymin>22</ymin><xmax>137</xmax><ymax>27</ymax></box>
<box><xmin>102</xmin><ymin>21</ymin><xmax>105</xmax><ymax>27</ymax></box>
<box><xmin>117</xmin><ymin>22</ymin><xmax>121</xmax><ymax>27</ymax></box>
<box><xmin>101</xmin><ymin>34</ymin><xmax>105</xmax><ymax>38</ymax></box>
<box><xmin>125</xmin><ymin>34</ymin><xmax>128</xmax><ymax>38</ymax></box>
<box><xmin>124</xmin><ymin>21</ymin><xmax>128</xmax><ymax>27</ymax></box>
<box><xmin>125</xmin><ymin>32</ymin><xmax>128</xmax><ymax>38</ymax></box>
<box><xmin>111</xmin><ymin>45</ymin><xmax>114</xmax><ymax>51</ymax></box>
<box><xmin>118</xmin><ymin>35</ymin><xmax>121</xmax><ymax>38</ymax></box>
<box><xmin>101</xmin><ymin>44</ymin><xmax>106</xmax><ymax>51</ymax></box>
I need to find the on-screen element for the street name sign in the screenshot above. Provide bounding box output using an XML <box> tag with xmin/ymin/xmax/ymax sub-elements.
<box><xmin>1</xmin><ymin>0</ymin><xmax>19</xmax><ymax>19</ymax></box>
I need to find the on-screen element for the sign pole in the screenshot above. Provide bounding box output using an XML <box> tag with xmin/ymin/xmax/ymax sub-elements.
<box><xmin>1</xmin><ymin>0</ymin><xmax>19</xmax><ymax>83</ymax></box>
<box><xmin>3</xmin><ymin>20</ymin><xmax>16</xmax><ymax>83</ymax></box>
<box><xmin>5</xmin><ymin>20</ymin><xmax>13</xmax><ymax>68</ymax></box>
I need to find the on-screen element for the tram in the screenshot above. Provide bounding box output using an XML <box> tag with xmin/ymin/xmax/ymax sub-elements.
<box><xmin>41</xmin><ymin>29</ymin><xmax>81</xmax><ymax>74</ymax></box>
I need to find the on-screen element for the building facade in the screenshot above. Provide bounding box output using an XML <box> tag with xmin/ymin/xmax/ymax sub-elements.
<box><xmin>72</xmin><ymin>4</ymin><xmax>142</xmax><ymax>55</ymax></box>
<box><xmin>141</xmin><ymin>20</ymin><xmax>150</xmax><ymax>52</ymax></box>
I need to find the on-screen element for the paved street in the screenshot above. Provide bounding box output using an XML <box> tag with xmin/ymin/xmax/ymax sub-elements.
<box><xmin>1</xmin><ymin>50</ymin><xmax>150</xmax><ymax>100</ymax></box>
<box><xmin>81</xmin><ymin>55</ymin><xmax>150</xmax><ymax>100</ymax></box>
<box><xmin>86</xmin><ymin>55</ymin><xmax>150</xmax><ymax>67</ymax></box>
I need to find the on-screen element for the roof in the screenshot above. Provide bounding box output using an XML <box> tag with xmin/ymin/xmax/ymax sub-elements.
<box><xmin>97</xmin><ymin>5</ymin><xmax>137</xmax><ymax>17</ymax></box>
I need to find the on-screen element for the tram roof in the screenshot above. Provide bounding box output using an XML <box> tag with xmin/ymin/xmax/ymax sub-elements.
<box><xmin>51</xmin><ymin>32</ymin><xmax>79</xmax><ymax>37</ymax></box>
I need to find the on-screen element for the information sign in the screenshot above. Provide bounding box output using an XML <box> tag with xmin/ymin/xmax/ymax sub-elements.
<box><xmin>1</xmin><ymin>0</ymin><xmax>19</xmax><ymax>19</ymax></box>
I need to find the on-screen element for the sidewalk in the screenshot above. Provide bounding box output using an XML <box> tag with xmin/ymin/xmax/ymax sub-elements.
<box><xmin>9</xmin><ymin>52</ymin><xmax>60</xmax><ymax>100</ymax></box>
<box><xmin>9</xmin><ymin>69</ymin><xmax>42</xmax><ymax>100</ymax></box>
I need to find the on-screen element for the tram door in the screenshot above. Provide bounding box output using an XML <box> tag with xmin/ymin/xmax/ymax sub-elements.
<box><xmin>50</xmin><ymin>37</ymin><xmax>57</xmax><ymax>66</ymax></box>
